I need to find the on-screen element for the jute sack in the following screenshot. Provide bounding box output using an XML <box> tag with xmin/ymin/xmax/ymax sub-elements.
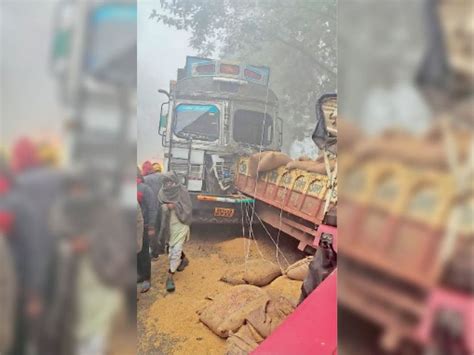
<box><xmin>245</xmin><ymin>295</ymin><xmax>295</xmax><ymax>339</ymax></box>
<box><xmin>220</xmin><ymin>268</ymin><xmax>246</xmax><ymax>286</ymax></box>
<box><xmin>286</xmin><ymin>160</ymin><xmax>335</xmax><ymax>174</ymax></box>
<box><xmin>198</xmin><ymin>285</ymin><xmax>269</xmax><ymax>338</ymax></box>
<box><xmin>285</xmin><ymin>256</ymin><xmax>313</xmax><ymax>281</ymax></box>
<box><xmin>243</xmin><ymin>259</ymin><xmax>282</xmax><ymax>287</ymax></box>
<box><xmin>248</xmin><ymin>152</ymin><xmax>292</xmax><ymax>177</ymax></box>
<box><xmin>225</xmin><ymin>323</ymin><xmax>264</xmax><ymax>355</ymax></box>
<box><xmin>265</xmin><ymin>276</ymin><xmax>303</xmax><ymax>307</ymax></box>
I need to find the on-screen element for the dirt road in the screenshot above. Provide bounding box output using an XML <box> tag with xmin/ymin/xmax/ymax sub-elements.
<box><xmin>137</xmin><ymin>225</ymin><xmax>304</xmax><ymax>355</ymax></box>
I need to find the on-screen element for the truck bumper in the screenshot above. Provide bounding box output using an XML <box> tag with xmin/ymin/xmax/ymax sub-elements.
<box><xmin>190</xmin><ymin>193</ymin><xmax>245</xmax><ymax>224</ymax></box>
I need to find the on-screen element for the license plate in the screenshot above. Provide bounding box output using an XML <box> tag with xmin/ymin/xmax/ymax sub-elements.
<box><xmin>214</xmin><ymin>207</ymin><xmax>235</xmax><ymax>218</ymax></box>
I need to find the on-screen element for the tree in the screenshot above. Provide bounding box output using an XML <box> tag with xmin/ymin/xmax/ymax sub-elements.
<box><xmin>151</xmin><ymin>0</ymin><xmax>336</xmax><ymax>150</ymax></box>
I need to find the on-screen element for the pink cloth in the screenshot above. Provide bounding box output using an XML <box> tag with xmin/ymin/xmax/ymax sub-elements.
<box><xmin>11</xmin><ymin>137</ymin><xmax>39</xmax><ymax>173</ymax></box>
<box><xmin>141</xmin><ymin>161</ymin><xmax>153</xmax><ymax>176</ymax></box>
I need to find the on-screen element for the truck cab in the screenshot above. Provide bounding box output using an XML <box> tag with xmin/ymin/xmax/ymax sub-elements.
<box><xmin>158</xmin><ymin>57</ymin><xmax>283</xmax><ymax>222</ymax></box>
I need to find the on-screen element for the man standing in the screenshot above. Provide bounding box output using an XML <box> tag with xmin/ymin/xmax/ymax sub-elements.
<box><xmin>157</xmin><ymin>172</ymin><xmax>192</xmax><ymax>292</ymax></box>
<box><xmin>0</xmin><ymin>161</ymin><xmax>18</xmax><ymax>354</ymax></box>
<box><xmin>0</xmin><ymin>157</ymin><xmax>38</xmax><ymax>355</ymax></box>
<box><xmin>46</xmin><ymin>168</ymin><xmax>133</xmax><ymax>355</ymax></box>
<box><xmin>143</xmin><ymin>162</ymin><xmax>164</xmax><ymax>258</ymax></box>
<box><xmin>299</xmin><ymin>233</ymin><xmax>337</xmax><ymax>304</ymax></box>
<box><xmin>137</xmin><ymin>169</ymin><xmax>158</xmax><ymax>293</ymax></box>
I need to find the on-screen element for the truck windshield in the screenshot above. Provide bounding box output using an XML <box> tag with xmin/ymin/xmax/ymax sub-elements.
<box><xmin>86</xmin><ymin>4</ymin><xmax>137</xmax><ymax>87</ymax></box>
<box><xmin>233</xmin><ymin>110</ymin><xmax>273</xmax><ymax>146</ymax></box>
<box><xmin>174</xmin><ymin>104</ymin><xmax>219</xmax><ymax>141</ymax></box>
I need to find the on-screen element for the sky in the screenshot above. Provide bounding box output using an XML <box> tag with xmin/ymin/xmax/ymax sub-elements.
<box><xmin>137</xmin><ymin>1</ymin><xmax>196</xmax><ymax>163</ymax></box>
<box><xmin>1</xmin><ymin>0</ymin><xmax>64</xmax><ymax>147</ymax></box>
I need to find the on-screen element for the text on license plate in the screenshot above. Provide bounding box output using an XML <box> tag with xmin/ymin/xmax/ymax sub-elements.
<box><xmin>214</xmin><ymin>207</ymin><xmax>235</xmax><ymax>218</ymax></box>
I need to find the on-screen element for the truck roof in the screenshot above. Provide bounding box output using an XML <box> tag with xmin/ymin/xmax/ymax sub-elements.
<box><xmin>175</xmin><ymin>76</ymin><xmax>278</xmax><ymax>105</ymax></box>
<box><xmin>174</xmin><ymin>56</ymin><xmax>278</xmax><ymax>105</ymax></box>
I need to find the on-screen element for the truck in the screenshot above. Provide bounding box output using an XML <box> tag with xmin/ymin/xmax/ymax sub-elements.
<box><xmin>50</xmin><ymin>0</ymin><xmax>137</xmax><ymax>201</ymax></box>
<box><xmin>235</xmin><ymin>94</ymin><xmax>337</xmax><ymax>251</ymax></box>
<box><xmin>251</xmin><ymin>93</ymin><xmax>338</xmax><ymax>354</ymax></box>
<box><xmin>158</xmin><ymin>56</ymin><xmax>283</xmax><ymax>223</ymax></box>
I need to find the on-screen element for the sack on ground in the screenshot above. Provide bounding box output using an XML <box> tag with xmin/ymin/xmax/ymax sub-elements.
<box><xmin>243</xmin><ymin>259</ymin><xmax>282</xmax><ymax>287</ymax></box>
<box><xmin>285</xmin><ymin>256</ymin><xmax>313</xmax><ymax>281</ymax></box>
<box><xmin>220</xmin><ymin>268</ymin><xmax>246</xmax><ymax>285</ymax></box>
<box><xmin>225</xmin><ymin>323</ymin><xmax>263</xmax><ymax>355</ymax></box>
<box><xmin>245</xmin><ymin>295</ymin><xmax>295</xmax><ymax>339</ymax></box>
<box><xmin>264</xmin><ymin>276</ymin><xmax>303</xmax><ymax>306</ymax></box>
<box><xmin>248</xmin><ymin>152</ymin><xmax>292</xmax><ymax>177</ymax></box>
<box><xmin>198</xmin><ymin>285</ymin><xmax>269</xmax><ymax>338</ymax></box>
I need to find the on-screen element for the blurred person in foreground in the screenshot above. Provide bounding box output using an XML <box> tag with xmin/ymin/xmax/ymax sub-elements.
<box><xmin>45</xmin><ymin>167</ymin><xmax>134</xmax><ymax>355</ymax></box>
<box><xmin>157</xmin><ymin>172</ymin><xmax>192</xmax><ymax>293</ymax></box>
<box><xmin>0</xmin><ymin>159</ymin><xmax>16</xmax><ymax>354</ymax></box>
<box><xmin>141</xmin><ymin>160</ymin><xmax>154</xmax><ymax>177</ymax></box>
<box><xmin>10</xmin><ymin>137</ymin><xmax>63</xmax><ymax>353</ymax></box>
<box><xmin>37</xmin><ymin>141</ymin><xmax>61</xmax><ymax>168</ymax></box>
<box><xmin>143</xmin><ymin>161</ymin><xmax>164</xmax><ymax>259</ymax></box>
<box><xmin>137</xmin><ymin>168</ymin><xmax>158</xmax><ymax>293</ymax></box>
<box><xmin>0</xmin><ymin>157</ymin><xmax>38</xmax><ymax>355</ymax></box>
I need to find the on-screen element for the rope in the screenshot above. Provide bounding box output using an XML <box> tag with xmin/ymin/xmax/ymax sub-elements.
<box><xmin>322</xmin><ymin>149</ymin><xmax>338</xmax><ymax>216</ymax></box>
<box><xmin>243</xmin><ymin>200</ymin><xmax>267</xmax><ymax>261</ymax></box>
<box><xmin>250</xmin><ymin>204</ymin><xmax>292</xmax><ymax>270</ymax></box>
<box><xmin>243</xmin><ymin>81</ymin><xmax>277</xmax><ymax>267</ymax></box>
<box><xmin>438</xmin><ymin>117</ymin><xmax>474</xmax><ymax>269</ymax></box>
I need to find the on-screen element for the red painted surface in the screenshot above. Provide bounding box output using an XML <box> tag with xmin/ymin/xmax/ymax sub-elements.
<box><xmin>252</xmin><ymin>271</ymin><xmax>337</xmax><ymax>355</ymax></box>
<box><xmin>235</xmin><ymin>173</ymin><xmax>327</xmax><ymax>225</ymax></box>
<box><xmin>415</xmin><ymin>287</ymin><xmax>474</xmax><ymax>352</ymax></box>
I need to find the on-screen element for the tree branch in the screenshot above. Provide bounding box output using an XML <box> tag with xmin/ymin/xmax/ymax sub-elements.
<box><xmin>266</xmin><ymin>31</ymin><xmax>337</xmax><ymax>78</ymax></box>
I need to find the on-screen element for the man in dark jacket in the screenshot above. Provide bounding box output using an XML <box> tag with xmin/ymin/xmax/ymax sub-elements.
<box><xmin>0</xmin><ymin>157</ymin><xmax>38</xmax><ymax>355</ymax></box>
<box><xmin>11</xmin><ymin>138</ymin><xmax>63</xmax><ymax>322</ymax></box>
<box><xmin>299</xmin><ymin>233</ymin><xmax>337</xmax><ymax>304</ymax></box>
<box><xmin>44</xmin><ymin>168</ymin><xmax>134</xmax><ymax>355</ymax></box>
<box><xmin>143</xmin><ymin>167</ymin><xmax>164</xmax><ymax>257</ymax></box>
<box><xmin>137</xmin><ymin>168</ymin><xmax>158</xmax><ymax>292</ymax></box>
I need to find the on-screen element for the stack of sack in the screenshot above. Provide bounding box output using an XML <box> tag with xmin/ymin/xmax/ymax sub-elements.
<box><xmin>286</xmin><ymin>155</ymin><xmax>335</xmax><ymax>174</ymax></box>
<box><xmin>200</xmin><ymin>256</ymin><xmax>314</xmax><ymax>353</ymax></box>
<box><xmin>197</xmin><ymin>285</ymin><xmax>294</xmax><ymax>354</ymax></box>
<box><xmin>246</xmin><ymin>150</ymin><xmax>335</xmax><ymax>178</ymax></box>
<box><xmin>220</xmin><ymin>259</ymin><xmax>282</xmax><ymax>287</ymax></box>
<box><xmin>284</xmin><ymin>256</ymin><xmax>313</xmax><ymax>281</ymax></box>
<box><xmin>247</xmin><ymin>151</ymin><xmax>292</xmax><ymax>177</ymax></box>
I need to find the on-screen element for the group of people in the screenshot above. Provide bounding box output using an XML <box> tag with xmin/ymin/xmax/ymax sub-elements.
<box><xmin>136</xmin><ymin>160</ymin><xmax>192</xmax><ymax>294</ymax></box>
<box><xmin>0</xmin><ymin>137</ymin><xmax>134</xmax><ymax>355</ymax></box>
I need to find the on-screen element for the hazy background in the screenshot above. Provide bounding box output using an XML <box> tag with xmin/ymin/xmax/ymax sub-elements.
<box><xmin>1</xmin><ymin>0</ymin><xmax>64</xmax><ymax>148</ymax></box>
<box><xmin>137</xmin><ymin>1</ymin><xmax>196</xmax><ymax>163</ymax></box>
<box><xmin>138</xmin><ymin>0</ymin><xmax>337</xmax><ymax>163</ymax></box>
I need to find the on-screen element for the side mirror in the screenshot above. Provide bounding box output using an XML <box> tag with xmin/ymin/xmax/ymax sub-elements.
<box><xmin>159</xmin><ymin>101</ymin><xmax>169</xmax><ymax>136</ymax></box>
<box><xmin>277</xmin><ymin>117</ymin><xmax>284</xmax><ymax>149</ymax></box>
<box><xmin>158</xmin><ymin>89</ymin><xmax>171</xmax><ymax>136</ymax></box>
<box><xmin>158</xmin><ymin>89</ymin><xmax>170</xmax><ymax>99</ymax></box>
